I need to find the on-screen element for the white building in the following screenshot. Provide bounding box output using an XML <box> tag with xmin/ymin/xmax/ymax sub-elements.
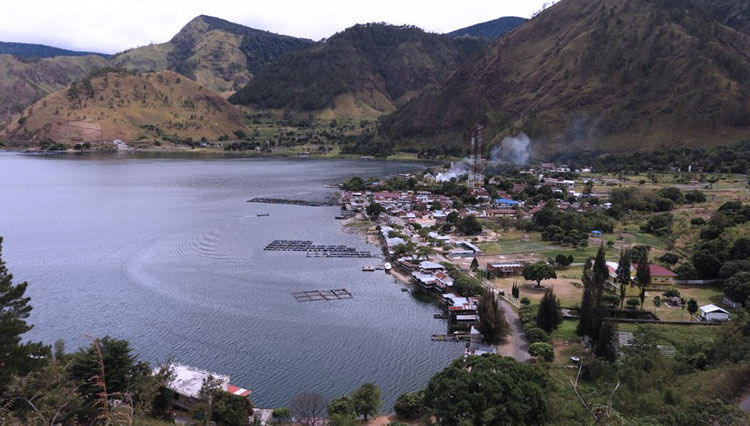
<box><xmin>163</xmin><ymin>363</ymin><xmax>251</xmax><ymax>411</ymax></box>
<box><xmin>699</xmin><ymin>304</ymin><xmax>730</xmax><ymax>322</ymax></box>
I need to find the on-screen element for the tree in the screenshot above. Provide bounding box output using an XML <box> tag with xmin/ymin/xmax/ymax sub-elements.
<box><xmin>423</xmin><ymin>355</ymin><xmax>548</xmax><ymax>426</ymax></box>
<box><xmin>0</xmin><ymin>237</ymin><xmax>49</xmax><ymax>393</ymax></box>
<box><xmin>457</xmin><ymin>215</ymin><xmax>482</xmax><ymax>235</ymax></box>
<box><xmin>415</xmin><ymin>245</ymin><xmax>434</xmax><ymax>260</ymax></box>
<box><xmin>523</xmin><ymin>262</ymin><xmax>557</xmax><ymax>288</ymax></box>
<box><xmin>8</xmin><ymin>360</ymin><xmax>82</xmax><ymax>425</ymax></box>
<box><xmin>653</xmin><ymin>296</ymin><xmax>662</xmax><ymax>311</ymax></box>
<box><xmin>194</xmin><ymin>374</ymin><xmax>223</xmax><ymax>426</ymax></box>
<box><xmin>593</xmin><ymin>321</ymin><xmax>618</xmax><ymax>361</ymax></box>
<box><xmin>213</xmin><ymin>390</ymin><xmax>254</xmax><ymax>426</ymax></box>
<box><xmin>578</xmin><ymin>246</ymin><xmax>608</xmax><ymax>341</ymax></box>
<box><xmin>351</xmin><ymin>383</ymin><xmax>381</xmax><ymax>420</ymax></box>
<box><xmin>723</xmin><ymin>271</ymin><xmax>750</xmax><ymax>306</ymax></box>
<box><xmin>393</xmin><ymin>391</ymin><xmax>425</xmax><ymax>419</ymax></box>
<box><xmin>537</xmin><ymin>287</ymin><xmax>563</xmax><ymax>333</ymax></box>
<box><xmin>290</xmin><ymin>392</ymin><xmax>327</xmax><ymax>426</ymax></box>
<box><xmin>555</xmin><ymin>254</ymin><xmax>573</xmax><ymax>268</ymax></box>
<box><xmin>476</xmin><ymin>290</ymin><xmax>510</xmax><ymax>344</ymax></box>
<box><xmin>470</xmin><ymin>257</ymin><xmax>479</xmax><ymax>271</ymax></box>
<box><xmin>687</xmin><ymin>298</ymin><xmax>699</xmax><ymax>318</ymax></box>
<box><xmin>327</xmin><ymin>396</ymin><xmax>356</xmax><ymax>420</ymax></box>
<box><xmin>616</xmin><ymin>249</ymin><xmax>631</xmax><ymax>309</ymax></box>
<box><xmin>528</xmin><ymin>342</ymin><xmax>555</xmax><ymax>362</ymax></box>
<box><xmin>365</xmin><ymin>202</ymin><xmax>385</xmax><ymax>219</ymax></box>
<box><xmin>626</xmin><ymin>297</ymin><xmax>640</xmax><ymax>309</ymax></box>
<box><xmin>512</xmin><ymin>282</ymin><xmax>520</xmax><ymax>299</ymax></box>
<box><xmin>68</xmin><ymin>336</ymin><xmax>150</xmax><ymax>407</ymax></box>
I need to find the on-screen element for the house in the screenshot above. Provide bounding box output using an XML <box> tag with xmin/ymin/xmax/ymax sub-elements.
<box><xmin>495</xmin><ymin>198</ymin><xmax>521</xmax><ymax>208</ymax></box>
<box><xmin>487</xmin><ymin>263</ymin><xmax>525</xmax><ymax>278</ymax></box>
<box><xmin>699</xmin><ymin>304</ymin><xmax>730</xmax><ymax>322</ymax></box>
<box><xmin>457</xmin><ymin>240</ymin><xmax>483</xmax><ymax>254</ymax></box>
<box><xmin>448</xmin><ymin>248</ymin><xmax>475</xmax><ymax>258</ymax></box>
<box><xmin>434</xmin><ymin>271</ymin><xmax>454</xmax><ymax>290</ymax></box>
<box><xmin>163</xmin><ymin>364</ymin><xmax>250</xmax><ymax>412</ymax></box>
<box><xmin>419</xmin><ymin>261</ymin><xmax>446</xmax><ymax>272</ymax></box>
<box><xmin>605</xmin><ymin>262</ymin><xmax>677</xmax><ymax>290</ymax></box>
<box><xmin>412</xmin><ymin>272</ymin><xmax>438</xmax><ymax>290</ymax></box>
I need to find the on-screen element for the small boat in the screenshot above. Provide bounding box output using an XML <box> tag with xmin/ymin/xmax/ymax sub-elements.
<box><xmin>362</xmin><ymin>266</ymin><xmax>375</xmax><ymax>272</ymax></box>
<box><xmin>257</xmin><ymin>213</ymin><xmax>270</xmax><ymax>217</ymax></box>
<box><xmin>384</xmin><ymin>262</ymin><xmax>392</xmax><ymax>272</ymax></box>
<box><xmin>401</xmin><ymin>288</ymin><xmax>409</xmax><ymax>292</ymax></box>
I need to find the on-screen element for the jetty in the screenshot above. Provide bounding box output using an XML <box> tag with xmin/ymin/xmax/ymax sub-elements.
<box><xmin>247</xmin><ymin>197</ymin><xmax>336</xmax><ymax>207</ymax></box>
<box><xmin>292</xmin><ymin>289</ymin><xmax>353</xmax><ymax>302</ymax></box>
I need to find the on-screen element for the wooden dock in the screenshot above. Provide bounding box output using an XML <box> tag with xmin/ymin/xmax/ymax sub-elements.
<box><xmin>264</xmin><ymin>240</ymin><xmax>375</xmax><ymax>258</ymax></box>
<box><xmin>292</xmin><ymin>289</ymin><xmax>354</xmax><ymax>302</ymax></box>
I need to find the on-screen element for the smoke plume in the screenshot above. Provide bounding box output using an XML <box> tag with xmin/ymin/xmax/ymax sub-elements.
<box><xmin>490</xmin><ymin>133</ymin><xmax>531</xmax><ymax>165</ymax></box>
<box><xmin>436</xmin><ymin>160</ymin><xmax>469</xmax><ymax>182</ymax></box>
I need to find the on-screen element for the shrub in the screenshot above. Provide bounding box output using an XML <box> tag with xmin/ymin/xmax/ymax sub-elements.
<box><xmin>528</xmin><ymin>342</ymin><xmax>555</xmax><ymax>362</ymax></box>
<box><xmin>520</xmin><ymin>297</ymin><xmax>531</xmax><ymax>305</ymax></box>
<box><xmin>393</xmin><ymin>391</ymin><xmax>425</xmax><ymax>419</ymax></box>
<box><xmin>626</xmin><ymin>297</ymin><xmax>640</xmax><ymax>309</ymax></box>
<box><xmin>525</xmin><ymin>327</ymin><xmax>549</xmax><ymax>343</ymax></box>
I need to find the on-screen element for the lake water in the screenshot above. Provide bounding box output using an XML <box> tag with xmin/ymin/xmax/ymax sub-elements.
<box><xmin>0</xmin><ymin>152</ymin><xmax>462</xmax><ymax>409</ymax></box>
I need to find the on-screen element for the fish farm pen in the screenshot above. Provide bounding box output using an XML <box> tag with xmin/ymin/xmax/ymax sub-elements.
<box><xmin>264</xmin><ymin>240</ymin><xmax>376</xmax><ymax>258</ymax></box>
<box><xmin>292</xmin><ymin>289</ymin><xmax>354</xmax><ymax>302</ymax></box>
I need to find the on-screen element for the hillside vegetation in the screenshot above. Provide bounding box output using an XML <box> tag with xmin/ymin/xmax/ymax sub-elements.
<box><xmin>381</xmin><ymin>0</ymin><xmax>750</xmax><ymax>155</ymax></box>
<box><xmin>446</xmin><ymin>16</ymin><xmax>527</xmax><ymax>39</ymax></box>
<box><xmin>111</xmin><ymin>15</ymin><xmax>314</xmax><ymax>95</ymax></box>
<box><xmin>0</xmin><ymin>41</ymin><xmax>106</xmax><ymax>58</ymax></box>
<box><xmin>229</xmin><ymin>23</ymin><xmax>488</xmax><ymax>119</ymax></box>
<box><xmin>0</xmin><ymin>54</ymin><xmax>110</xmax><ymax>120</ymax></box>
<box><xmin>0</xmin><ymin>70</ymin><xmax>249</xmax><ymax>146</ymax></box>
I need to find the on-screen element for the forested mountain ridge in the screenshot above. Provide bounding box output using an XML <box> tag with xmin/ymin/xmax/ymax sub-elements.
<box><xmin>446</xmin><ymin>16</ymin><xmax>527</xmax><ymax>39</ymax></box>
<box><xmin>0</xmin><ymin>41</ymin><xmax>106</xmax><ymax>58</ymax></box>
<box><xmin>380</xmin><ymin>0</ymin><xmax>750</xmax><ymax>155</ymax></box>
<box><xmin>228</xmin><ymin>23</ymin><xmax>488</xmax><ymax>119</ymax></box>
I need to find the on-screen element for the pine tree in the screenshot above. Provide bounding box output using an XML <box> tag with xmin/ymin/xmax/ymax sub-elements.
<box><xmin>0</xmin><ymin>237</ymin><xmax>49</xmax><ymax>393</ymax></box>
<box><xmin>615</xmin><ymin>248</ymin><xmax>631</xmax><ymax>309</ymax></box>
<box><xmin>577</xmin><ymin>245</ymin><xmax>609</xmax><ymax>341</ymax></box>
<box><xmin>537</xmin><ymin>287</ymin><xmax>563</xmax><ymax>333</ymax></box>
<box><xmin>576</xmin><ymin>258</ymin><xmax>594</xmax><ymax>337</ymax></box>
<box><xmin>476</xmin><ymin>290</ymin><xmax>509</xmax><ymax>344</ymax></box>
<box><xmin>593</xmin><ymin>321</ymin><xmax>618</xmax><ymax>361</ymax></box>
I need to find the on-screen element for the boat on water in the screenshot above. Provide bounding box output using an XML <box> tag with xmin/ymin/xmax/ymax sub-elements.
<box><xmin>384</xmin><ymin>262</ymin><xmax>392</xmax><ymax>272</ymax></box>
<box><xmin>362</xmin><ymin>266</ymin><xmax>375</xmax><ymax>272</ymax></box>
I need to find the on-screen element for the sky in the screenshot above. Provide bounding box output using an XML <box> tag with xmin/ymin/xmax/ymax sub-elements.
<box><xmin>0</xmin><ymin>0</ymin><xmax>553</xmax><ymax>54</ymax></box>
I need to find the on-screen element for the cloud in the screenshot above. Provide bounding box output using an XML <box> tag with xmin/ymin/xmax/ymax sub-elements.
<box><xmin>0</xmin><ymin>0</ymin><xmax>549</xmax><ymax>53</ymax></box>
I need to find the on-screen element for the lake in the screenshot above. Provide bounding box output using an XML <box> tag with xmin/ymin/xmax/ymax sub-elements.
<box><xmin>0</xmin><ymin>152</ymin><xmax>462</xmax><ymax>409</ymax></box>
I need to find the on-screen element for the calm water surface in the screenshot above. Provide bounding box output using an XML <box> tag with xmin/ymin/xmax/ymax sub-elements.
<box><xmin>0</xmin><ymin>152</ymin><xmax>462</xmax><ymax>408</ymax></box>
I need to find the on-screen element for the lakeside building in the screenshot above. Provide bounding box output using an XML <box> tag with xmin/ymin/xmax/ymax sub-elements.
<box><xmin>163</xmin><ymin>363</ymin><xmax>251</xmax><ymax>412</ymax></box>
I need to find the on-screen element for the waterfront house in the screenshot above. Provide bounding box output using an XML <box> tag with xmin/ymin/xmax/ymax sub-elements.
<box><xmin>434</xmin><ymin>271</ymin><xmax>454</xmax><ymax>290</ymax></box>
<box><xmin>163</xmin><ymin>363</ymin><xmax>251</xmax><ymax>412</ymax></box>
<box><xmin>419</xmin><ymin>261</ymin><xmax>446</xmax><ymax>272</ymax></box>
<box><xmin>413</xmin><ymin>271</ymin><xmax>438</xmax><ymax>290</ymax></box>
<box><xmin>699</xmin><ymin>304</ymin><xmax>730</xmax><ymax>322</ymax></box>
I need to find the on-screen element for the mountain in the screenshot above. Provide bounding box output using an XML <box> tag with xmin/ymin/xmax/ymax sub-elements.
<box><xmin>111</xmin><ymin>15</ymin><xmax>314</xmax><ymax>95</ymax></box>
<box><xmin>0</xmin><ymin>70</ymin><xmax>249</xmax><ymax>146</ymax></box>
<box><xmin>0</xmin><ymin>41</ymin><xmax>106</xmax><ymax>58</ymax></box>
<box><xmin>447</xmin><ymin>16</ymin><xmax>527</xmax><ymax>39</ymax></box>
<box><xmin>381</xmin><ymin>0</ymin><xmax>750</xmax><ymax>154</ymax></box>
<box><xmin>0</xmin><ymin>54</ymin><xmax>110</xmax><ymax>119</ymax></box>
<box><xmin>229</xmin><ymin>23</ymin><xmax>488</xmax><ymax>119</ymax></box>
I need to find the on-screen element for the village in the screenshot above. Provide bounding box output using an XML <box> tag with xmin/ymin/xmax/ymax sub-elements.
<box><xmin>338</xmin><ymin>155</ymin><xmax>743</xmax><ymax>362</ymax></box>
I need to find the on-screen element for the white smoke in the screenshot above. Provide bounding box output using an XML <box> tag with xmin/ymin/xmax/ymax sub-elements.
<box><xmin>490</xmin><ymin>133</ymin><xmax>531</xmax><ymax>165</ymax></box>
<box><xmin>436</xmin><ymin>160</ymin><xmax>470</xmax><ymax>182</ymax></box>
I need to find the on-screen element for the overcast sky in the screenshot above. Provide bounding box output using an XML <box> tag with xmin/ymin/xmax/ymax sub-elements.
<box><xmin>0</xmin><ymin>0</ymin><xmax>553</xmax><ymax>54</ymax></box>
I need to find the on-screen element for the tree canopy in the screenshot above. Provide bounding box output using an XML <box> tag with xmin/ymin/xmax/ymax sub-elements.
<box><xmin>523</xmin><ymin>262</ymin><xmax>557</xmax><ymax>287</ymax></box>
<box><xmin>423</xmin><ymin>355</ymin><xmax>548</xmax><ymax>426</ymax></box>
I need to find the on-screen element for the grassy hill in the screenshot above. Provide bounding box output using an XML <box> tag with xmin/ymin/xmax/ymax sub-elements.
<box><xmin>0</xmin><ymin>41</ymin><xmax>106</xmax><ymax>58</ymax></box>
<box><xmin>380</xmin><ymin>0</ymin><xmax>750</xmax><ymax>155</ymax></box>
<box><xmin>0</xmin><ymin>70</ymin><xmax>249</xmax><ymax>146</ymax></box>
<box><xmin>111</xmin><ymin>15</ymin><xmax>314</xmax><ymax>95</ymax></box>
<box><xmin>0</xmin><ymin>54</ymin><xmax>110</xmax><ymax>120</ymax></box>
<box><xmin>446</xmin><ymin>16</ymin><xmax>527</xmax><ymax>39</ymax></box>
<box><xmin>229</xmin><ymin>23</ymin><xmax>488</xmax><ymax>119</ymax></box>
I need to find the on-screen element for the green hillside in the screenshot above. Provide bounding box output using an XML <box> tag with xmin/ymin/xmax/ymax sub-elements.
<box><xmin>229</xmin><ymin>23</ymin><xmax>488</xmax><ymax>119</ymax></box>
<box><xmin>447</xmin><ymin>16</ymin><xmax>527</xmax><ymax>39</ymax></box>
<box><xmin>0</xmin><ymin>41</ymin><xmax>106</xmax><ymax>58</ymax></box>
<box><xmin>111</xmin><ymin>15</ymin><xmax>314</xmax><ymax>94</ymax></box>
<box><xmin>380</xmin><ymin>0</ymin><xmax>750</xmax><ymax>155</ymax></box>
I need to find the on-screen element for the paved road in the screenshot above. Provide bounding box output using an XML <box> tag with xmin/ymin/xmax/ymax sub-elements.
<box><xmin>496</xmin><ymin>298</ymin><xmax>530</xmax><ymax>362</ymax></box>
